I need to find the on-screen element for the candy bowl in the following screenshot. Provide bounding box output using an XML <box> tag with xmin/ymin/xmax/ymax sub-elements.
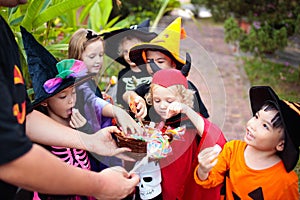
<box><xmin>114</xmin><ymin>126</ymin><xmax>173</xmax><ymax>160</ymax></box>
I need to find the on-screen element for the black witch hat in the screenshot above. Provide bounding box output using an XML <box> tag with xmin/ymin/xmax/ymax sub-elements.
<box><xmin>249</xmin><ymin>86</ymin><xmax>300</xmax><ymax>172</ymax></box>
<box><xmin>103</xmin><ymin>19</ymin><xmax>157</xmax><ymax>67</ymax></box>
<box><xmin>21</xmin><ymin>27</ymin><xmax>93</xmax><ymax>107</ymax></box>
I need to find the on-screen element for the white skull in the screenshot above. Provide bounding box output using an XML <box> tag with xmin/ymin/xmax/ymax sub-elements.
<box><xmin>136</xmin><ymin>161</ymin><xmax>162</xmax><ymax>200</ymax></box>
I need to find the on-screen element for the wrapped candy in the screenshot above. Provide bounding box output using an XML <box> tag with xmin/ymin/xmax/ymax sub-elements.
<box><xmin>164</xmin><ymin>125</ymin><xmax>186</xmax><ymax>140</ymax></box>
<box><xmin>147</xmin><ymin>132</ymin><xmax>172</xmax><ymax>159</ymax></box>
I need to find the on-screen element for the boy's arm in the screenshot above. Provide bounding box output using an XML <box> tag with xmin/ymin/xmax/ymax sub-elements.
<box><xmin>0</xmin><ymin>144</ymin><xmax>139</xmax><ymax>199</ymax></box>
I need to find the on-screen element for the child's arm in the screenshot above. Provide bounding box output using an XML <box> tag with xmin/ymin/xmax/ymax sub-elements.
<box><xmin>102</xmin><ymin>103</ymin><xmax>143</xmax><ymax>134</ymax></box>
<box><xmin>166</xmin><ymin>102</ymin><xmax>205</xmax><ymax>136</ymax></box>
<box><xmin>196</xmin><ymin>145</ymin><xmax>222</xmax><ymax>180</ymax></box>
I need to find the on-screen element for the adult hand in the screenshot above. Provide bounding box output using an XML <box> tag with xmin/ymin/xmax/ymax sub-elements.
<box><xmin>70</xmin><ymin>108</ymin><xmax>87</xmax><ymax>129</ymax></box>
<box><xmin>112</xmin><ymin>106</ymin><xmax>143</xmax><ymax>135</ymax></box>
<box><xmin>94</xmin><ymin>166</ymin><xmax>139</xmax><ymax>199</ymax></box>
<box><xmin>197</xmin><ymin>144</ymin><xmax>221</xmax><ymax>180</ymax></box>
<box><xmin>82</xmin><ymin>126</ymin><xmax>132</xmax><ymax>158</ymax></box>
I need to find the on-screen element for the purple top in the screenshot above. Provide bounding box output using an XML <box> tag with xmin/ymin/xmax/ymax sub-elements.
<box><xmin>77</xmin><ymin>80</ymin><xmax>112</xmax><ymax>132</ymax></box>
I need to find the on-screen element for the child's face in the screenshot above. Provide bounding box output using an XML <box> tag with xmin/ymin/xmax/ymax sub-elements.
<box><xmin>81</xmin><ymin>40</ymin><xmax>104</xmax><ymax>74</ymax></box>
<box><xmin>152</xmin><ymin>85</ymin><xmax>182</xmax><ymax>120</ymax></box>
<box><xmin>121</xmin><ymin>39</ymin><xmax>140</xmax><ymax>68</ymax></box>
<box><xmin>146</xmin><ymin>50</ymin><xmax>176</xmax><ymax>75</ymax></box>
<box><xmin>245</xmin><ymin>109</ymin><xmax>284</xmax><ymax>151</ymax></box>
<box><xmin>45</xmin><ymin>87</ymin><xmax>76</xmax><ymax>121</ymax></box>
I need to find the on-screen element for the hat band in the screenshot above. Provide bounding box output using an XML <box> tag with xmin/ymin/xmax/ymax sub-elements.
<box><xmin>43</xmin><ymin>63</ymin><xmax>86</xmax><ymax>94</ymax></box>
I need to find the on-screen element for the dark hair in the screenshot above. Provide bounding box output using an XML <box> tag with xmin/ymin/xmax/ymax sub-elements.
<box><xmin>35</xmin><ymin>105</ymin><xmax>49</xmax><ymax>115</ymax></box>
<box><xmin>262</xmin><ymin>101</ymin><xmax>283</xmax><ymax>129</ymax></box>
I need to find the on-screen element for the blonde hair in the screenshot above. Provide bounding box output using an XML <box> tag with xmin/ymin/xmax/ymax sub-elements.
<box><xmin>146</xmin><ymin>84</ymin><xmax>194</xmax><ymax>108</ymax></box>
<box><xmin>118</xmin><ymin>36</ymin><xmax>142</xmax><ymax>57</ymax></box>
<box><xmin>68</xmin><ymin>28</ymin><xmax>103</xmax><ymax>60</ymax></box>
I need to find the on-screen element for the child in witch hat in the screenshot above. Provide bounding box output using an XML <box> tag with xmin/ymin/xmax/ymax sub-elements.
<box><xmin>195</xmin><ymin>86</ymin><xmax>300</xmax><ymax>199</ymax></box>
<box><xmin>143</xmin><ymin>69</ymin><xmax>226</xmax><ymax>200</ymax></box>
<box><xmin>124</xmin><ymin>17</ymin><xmax>209</xmax><ymax>121</ymax></box>
<box><xmin>21</xmin><ymin>27</ymin><xmax>97</xmax><ymax>199</ymax></box>
<box><xmin>103</xmin><ymin>19</ymin><xmax>157</xmax><ymax>109</ymax></box>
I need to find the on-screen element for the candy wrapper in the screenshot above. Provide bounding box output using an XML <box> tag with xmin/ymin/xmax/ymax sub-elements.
<box><xmin>129</xmin><ymin>95</ymin><xmax>137</xmax><ymax>114</ymax></box>
<box><xmin>164</xmin><ymin>125</ymin><xmax>186</xmax><ymax>141</ymax></box>
<box><xmin>147</xmin><ymin>132</ymin><xmax>172</xmax><ymax>159</ymax></box>
<box><xmin>115</xmin><ymin>121</ymin><xmax>186</xmax><ymax>159</ymax></box>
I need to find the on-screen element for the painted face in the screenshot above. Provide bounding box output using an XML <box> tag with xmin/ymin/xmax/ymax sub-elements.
<box><xmin>121</xmin><ymin>38</ymin><xmax>141</xmax><ymax>69</ymax></box>
<box><xmin>0</xmin><ymin>0</ymin><xmax>27</xmax><ymax>7</ymax></box>
<box><xmin>146</xmin><ymin>50</ymin><xmax>176</xmax><ymax>75</ymax></box>
<box><xmin>245</xmin><ymin>109</ymin><xmax>284</xmax><ymax>151</ymax></box>
<box><xmin>81</xmin><ymin>40</ymin><xmax>104</xmax><ymax>74</ymax></box>
<box><xmin>152</xmin><ymin>85</ymin><xmax>181</xmax><ymax>120</ymax></box>
<box><xmin>45</xmin><ymin>87</ymin><xmax>76</xmax><ymax>124</ymax></box>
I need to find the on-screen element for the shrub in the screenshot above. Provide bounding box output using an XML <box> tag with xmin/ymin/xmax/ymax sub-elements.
<box><xmin>193</xmin><ymin>0</ymin><xmax>300</xmax><ymax>57</ymax></box>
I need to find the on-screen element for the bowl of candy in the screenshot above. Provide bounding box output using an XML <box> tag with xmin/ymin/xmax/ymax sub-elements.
<box><xmin>114</xmin><ymin>121</ymin><xmax>185</xmax><ymax>160</ymax></box>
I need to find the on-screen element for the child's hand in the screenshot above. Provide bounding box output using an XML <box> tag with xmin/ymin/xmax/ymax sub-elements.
<box><xmin>70</xmin><ymin>108</ymin><xmax>87</xmax><ymax>129</ymax></box>
<box><xmin>197</xmin><ymin>144</ymin><xmax>221</xmax><ymax>180</ymax></box>
<box><xmin>166</xmin><ymin>102</ymin><xmax>187</xmax><ymax>118</ymax></box>
<box><xmin>129</xmin><ymin>95</ymin><xmax>147</xmax><ymax>119</ymax></box>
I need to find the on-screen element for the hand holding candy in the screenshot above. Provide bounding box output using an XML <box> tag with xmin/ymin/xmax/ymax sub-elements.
<box><xmin>129</xmin><ymin>95</ymin><xmax>147</xmax><ymax>119</ymax></box>
<box><xmin>166</xmin><ymin>102</ymin><xmax>188</xmax><ymax>118</ymax></box>
<box><xmin>197</xmin><ymin>144</ymin><xmax>222</xmax><ymax>180</ymax></box>
<box><xmin>70</xmin><ymin>108</ymin><xmax>87</xmax><ymax>129</ymax></box>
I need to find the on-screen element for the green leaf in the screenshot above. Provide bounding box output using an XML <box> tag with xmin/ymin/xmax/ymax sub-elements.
<box><xmin>32</xmin><ymin>0</ymin><xmax>93</xmax><ymax>29</ymax></box>
<box><xmin>105</xmin><ymin>15</ymin><xmax>121</xmax><ymax>28</ymax></box>
<box><xmin>89</xmin><ymin>2</ymin><xmax>102</xmax><ymax>31</ymax></box>
<box><xmin>10</xmin><ymin>16</ymin><xmax>24</xmax><ymax>26</ymax></box>
<box><xmin>98</xmin><ymin>0</ymin><xmax>112</xmax><ymax>28</ymax></box>
<box><xmin>79</xmin><ymin>2</ymin><xmax>95</xmax><ymax>24</ymax></box>
<box><xmin>46</xmin><ymin>44</ymin><xmax>69</xmax><ymax>51</ymax></box>
<box><xmin>21</xmin><ymin>0</ymin><xmax>44</xmax><ymax>30</ymax></box>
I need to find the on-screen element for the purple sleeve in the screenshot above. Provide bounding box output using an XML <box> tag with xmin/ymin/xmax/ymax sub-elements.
<box><xmin>77</xmin><ymin>82</ymin><xmax>112</xmax><ymax>131</ymax></box>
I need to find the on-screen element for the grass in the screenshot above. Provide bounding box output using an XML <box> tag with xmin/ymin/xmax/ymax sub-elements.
<box><xmin>242</xmin><ymin>56</ymin><xmax>300</xmax><ymax>188</ymax></box>
<box><xmin>243</xmin><ymin>57</ymin><xmax>300</xmax><ymax>101</ymax></box>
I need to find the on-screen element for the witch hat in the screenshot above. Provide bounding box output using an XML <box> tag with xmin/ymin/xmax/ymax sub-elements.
<box><xmin>21</xmin><ymin>27</ymin><xmax>93</xmax><ymax>107</ymax></box>
<box><xmin>129</xmin><ymin>17</ymin><xmax>186</xmax><ymax>69</ymax></box>
<box><xmin>249</xmin><ymin>86</ymin><xmax>300</xmax><ymax>172</ymax></box>
<box><xmin>103</xmin><ymin>19</ymin><xmax>157</xmax><ymax>67</ymax></box>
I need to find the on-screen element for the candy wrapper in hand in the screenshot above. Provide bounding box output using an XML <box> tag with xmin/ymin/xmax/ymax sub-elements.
<box><xmin>164</xmin><ymin>125</ymin><xmax>186</xmax><ymax>141</ymax></box>
<box><xmin>129</xmin><ymin>95</ymin><xmax>137</xmax><ymax>114</ymax></box>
